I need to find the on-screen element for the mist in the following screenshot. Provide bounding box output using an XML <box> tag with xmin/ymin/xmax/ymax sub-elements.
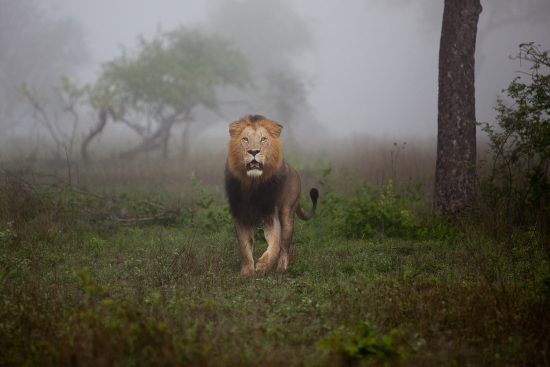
<box><xmin>63</xmin><ymin>0</ymin><xmax>549</xmax><ymax>136</ymax></box>
<box><xmin>1</xmin><ymin>0</ymin><xmax>549</xmax><ymax>151</ymax></box>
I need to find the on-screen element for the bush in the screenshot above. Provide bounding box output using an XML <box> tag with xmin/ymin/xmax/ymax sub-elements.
<box><xmin>482</xmin><ymin>42</ymin><xmax>549</xmax><ymax>231</ymax></box>
<box><xmin>318</xmin><ymin>181</ymin><xmax>451</xmax><ymax>240</ymax></box>
<box><xmin>186</xmin><ymin>178</ymin><xmax>232</xmax><ymax>233</ymax></box>
<box><xmin>318</xmin><ymin>323</ymin><xmax>404</xmax><ymax>365</ymax></box>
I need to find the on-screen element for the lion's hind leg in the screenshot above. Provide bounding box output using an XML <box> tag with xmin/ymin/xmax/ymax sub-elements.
<box><xmin>256</xmin><ymin>215</ymin><xmax>281</xmax><ymax>275</ymax></box>
<box><xmin>276</xmin><ymin>208</ymin><xmax>295</xmax><ymax>272</ymax></box>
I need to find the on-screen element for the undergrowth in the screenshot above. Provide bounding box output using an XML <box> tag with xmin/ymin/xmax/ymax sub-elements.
<box><xmin>318</xmin><ymin>180</ymin><xmax>453</xmax><ymax>240</ymax></box>
<box><xmin>0</xmin><ymin>169</ymin><xmax>549</xmax><ymax>366</ymax></box>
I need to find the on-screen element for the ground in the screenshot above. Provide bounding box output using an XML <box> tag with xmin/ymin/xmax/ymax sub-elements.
<box><xmin>0</xmin><ymin>160</ymin><xmax>548</xmax><ymax>366</ymax></box>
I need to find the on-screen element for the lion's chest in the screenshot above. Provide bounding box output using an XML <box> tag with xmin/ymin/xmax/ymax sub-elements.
<box><xmin>225</xmin><ymin>173</ymin><xmax>284</xmax><ymax>227</ymax></box>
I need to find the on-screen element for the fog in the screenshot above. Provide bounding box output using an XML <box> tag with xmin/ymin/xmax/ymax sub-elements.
<box><xmin>2</xmin><ymin>0</ymin><xmax>549</xmax><ymax>149</ymax></box>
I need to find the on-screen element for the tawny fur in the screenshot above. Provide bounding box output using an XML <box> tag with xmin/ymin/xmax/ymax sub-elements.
<box><xmin>225</xmin><ymin>115</ymin><xmax>318</xmax><ymax>276</ymax></box>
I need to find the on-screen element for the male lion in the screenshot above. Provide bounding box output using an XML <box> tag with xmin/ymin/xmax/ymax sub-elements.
<box><xmin>225</xmin><ymin>115</ymin><xmax>318</xmax><ymax>275</ymax></box>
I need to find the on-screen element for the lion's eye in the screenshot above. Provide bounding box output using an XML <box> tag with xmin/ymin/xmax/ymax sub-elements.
<box><xmin>260</xmin><ymin>137</ymin><xmax>268</xmax><ymax>143</ymax></box>
<box><xmin>241</xmin><ymin>137</ymin><xmax>249</xmax><ymax>143</ymax></box>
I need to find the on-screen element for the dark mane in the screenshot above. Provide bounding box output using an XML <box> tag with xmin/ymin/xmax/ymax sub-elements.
<box><xmin>248</xmin><ymin>114</ymin><xmax>265</xmax><ymax>123</ymax></box>
<box><xmin>224</xmin><ymin>164</ymin><xmax>286</xmax><ymax>227</ymax></box>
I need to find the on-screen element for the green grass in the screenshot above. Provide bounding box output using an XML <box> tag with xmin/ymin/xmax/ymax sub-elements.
<box><xmin>1</xmin><ymin>170</ymin><xmax>549</xmax><ymax>366</ymax></box>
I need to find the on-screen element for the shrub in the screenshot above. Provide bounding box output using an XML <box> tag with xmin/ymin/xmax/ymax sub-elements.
<box><xmin>318</xmin><ymin>323</ymin><xmax>404</xmax><ymax>365</ymax></box>
<box><xmin>326</xmin><ymin>181</ymin><xmax>451</xmax><ymax>240</ymax></box>
<box><xmin>481</xmin><ymin>42</ymin><xmax>549</xmax><ymax>231</ymax></box>
<box><xmin>187</xmin><ymin>178</ymin><xmax>232</xmax><ymax>233</ymax></box>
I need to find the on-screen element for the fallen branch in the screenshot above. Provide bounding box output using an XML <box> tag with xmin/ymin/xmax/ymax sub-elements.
<box><xmin>1</xmin><ymin>169</ymin><xmax>183</xmax><ymax>226</ymax></box>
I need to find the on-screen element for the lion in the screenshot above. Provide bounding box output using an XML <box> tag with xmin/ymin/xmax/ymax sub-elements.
<box><xmin>225</xmin><ymin>115</ymin><xmax>318</xmax><ymax>276</ymax></box>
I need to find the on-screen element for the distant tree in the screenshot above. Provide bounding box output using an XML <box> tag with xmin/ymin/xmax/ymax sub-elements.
<box><xmin>206</xmin><ymin>0</ymin><xmax>313</xmax><ymax>126</ymax></box>
<box><xmin>263</xmin><ymin>69</ymin><xmax>310</xmax><ymax>125</ymax></box>
<box><xmin>21</xmin><ymin>77</ymin><xmax>87</xmax><ymax>158</ymax></box>
<box><xmin>434</xmin><ymin>0</ymin><xmax>482</xmax><ymax>215</ymax></box>
<box><xmin>0</xmin><ymin>0</ymin><xmax>88</xmax><ymax>133</ymax></box>
<box><xmin>81</xmin><ymin>27</ymin><xmax>251</xmax><ymax>161</ymax></box>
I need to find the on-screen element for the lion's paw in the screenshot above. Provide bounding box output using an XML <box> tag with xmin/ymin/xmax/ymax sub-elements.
<box><xmin>276</xmin><ymin>255</ymin><xmax>288</xmax><ymax>272</ymax></box>
<box><xmin>254</xmin><ymin>260</ymin><xmax>271</xmax><ymax>275</ymax></box>
<box><xmin>240</xmin><ymin>265</ymin><xmax>255</xmax><ymax>277</ymax></box>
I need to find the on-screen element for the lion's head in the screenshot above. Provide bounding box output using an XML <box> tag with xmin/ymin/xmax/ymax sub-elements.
<box><xmin>227</xmin><ymin>115</ymin><xmax>283</xmax><ymax>182</ymax></box>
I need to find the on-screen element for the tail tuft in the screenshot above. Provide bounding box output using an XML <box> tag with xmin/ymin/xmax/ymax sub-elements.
<box><xmin>297</xmin><ymin>188</ymin><xmax>319</xmax><ymax>221</ymax></box>
<box><xmin>310</xmin><ymin>188</ymin><xmax>319</xmax><ymax>203</ymax></box>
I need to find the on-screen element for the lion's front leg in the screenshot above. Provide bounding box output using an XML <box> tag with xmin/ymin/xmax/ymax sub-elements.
<box><xmin>236</xmin><ymin>224</ymin><xmax>255</xmax><ymax>276</ymax></box>
<box><xmin>256</xmin><ymin>215</ymin><xmax>281</xmax><ymax>275</ymax></box>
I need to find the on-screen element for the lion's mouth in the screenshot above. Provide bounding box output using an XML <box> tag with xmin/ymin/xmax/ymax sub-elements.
<box><xmin>246</xmin><ymin>160</ymin><xmax>264</xmax><ymax>171</ymax></box>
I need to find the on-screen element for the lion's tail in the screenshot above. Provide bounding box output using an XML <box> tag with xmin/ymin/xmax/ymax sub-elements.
<box><xmin>296</xmin><ymin>188</ymin><xmax>319</xmax><ymax>221</ymax></box>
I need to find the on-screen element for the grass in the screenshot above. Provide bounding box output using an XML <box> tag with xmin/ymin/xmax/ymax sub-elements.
<box><xmin>1</xmin><ymin>157</ymin><xmax>549</xmax><ymax>366</ymax></box>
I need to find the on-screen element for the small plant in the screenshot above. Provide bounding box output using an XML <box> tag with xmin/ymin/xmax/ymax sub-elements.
<box><xmin>188</xmin><ymin>177</ymin><xmax>232</xmax><ymax>233</ymax></box>
<box><xmin>0</xmin><ymin>222</ymin><xmax>15</xmax><ymax>245</ymax></box>
<box><xmin>318</xmin><ymin>323</ymin><xmax>404</xmax><ymax>364</ymax></box>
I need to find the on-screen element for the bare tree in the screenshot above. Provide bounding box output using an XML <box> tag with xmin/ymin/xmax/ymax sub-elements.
<box><xmin>20</xmin><ymin>77</ymin><xmax>87</xmax><ymax>159</ymax></box>
<box><xmin>0</xmin><ymin>0</ymin><xmax>88</xmax><ymax>133</ymax></box>
<box><xmin>434</xmin><ymin>0</ymin><xmax>482</xmax><ymax>215</ymax></box>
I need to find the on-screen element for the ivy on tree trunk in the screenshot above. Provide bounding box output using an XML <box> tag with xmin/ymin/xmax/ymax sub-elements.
<box><xmin>435</xmin><ymin>0</ymin><xmax>482</xmax><ymax>215</ymax></box>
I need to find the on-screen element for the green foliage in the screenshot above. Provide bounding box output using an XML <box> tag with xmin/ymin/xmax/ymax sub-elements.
<box><xmin>482</xmin><ymin>42</ymin><xmax>550</xmax><ymax>226</ymax></box>
<box><xmin>318</xmin><ymin>180</ymin><xmax>451</xmax><ymax>240</ymax></box>
<box><xmin>186</xmin><ymin>178</ymin><xmax>232</xmax><ymax>233</ymax></box>
<box><xmin>99</xmin><ymin>27</ymin><xmax>251</xmax><ymax>117</ymax></box>
<box><xmin>0</xmin><ymin>223</ymin><xmax>15</xmax><ymax>245</ymax></box>
<box><xmin>318</xmin><ymin>323</ymin><xmax>403</xmax><ymax>364</ymax></box>
<box><xmin>67</xmin><ymin>269</ymin><xmax>206</xmax><ymax>366</ymax></box>
<box><xmin>0</xmin><ymin>267</ymin><xmax>208</xmax><ymax>366</ymax></box>
<box><xmin>84</xmin><ymin>27</ymin><xmax>252</xmax><ymax>159</ymax></box>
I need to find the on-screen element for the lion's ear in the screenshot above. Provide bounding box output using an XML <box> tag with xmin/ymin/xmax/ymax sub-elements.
<box><xmin>229</xmin><ymin>121</ymin><xmax>243</xmax><ymax>138</ymax></box>
<box><xmin>267</xmin><ymin>122</ymin><xmax>283</xmax><ymax>137</ymax></box>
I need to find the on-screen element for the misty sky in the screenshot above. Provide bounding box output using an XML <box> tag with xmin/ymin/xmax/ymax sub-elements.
<box><xmin>52</xmin><ymin>0</ymin><xmax>550</xmax><ymax>138</ymax></box>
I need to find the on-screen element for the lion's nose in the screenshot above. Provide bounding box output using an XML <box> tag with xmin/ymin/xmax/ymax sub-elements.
<box><xmin>248</xmin><ymin>149</ymin><xmax>260</xmax><ymax>156</ymax></box>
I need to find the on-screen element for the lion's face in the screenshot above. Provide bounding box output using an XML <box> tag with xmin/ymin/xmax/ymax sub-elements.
<box><xmin>227</xmin><ymin>115</ymin><xmax>283</xmax><ymax>181</ymax></box>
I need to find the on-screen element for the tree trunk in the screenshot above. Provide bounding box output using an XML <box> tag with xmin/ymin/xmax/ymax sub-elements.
<box><xmin>81</xmin><ymin>108</ymin><xmax>108</xmax><ymax>164</ymax></box>
<box><xmin>118</xmin><ymin>124</ymin><xmax>168</xmax><ymax>160</ymax></box>
<box><xmin>118</xmin><ymin>114</ymin><xmax>179</xmax><ymax>161</ymax></box>
<box><xmin>434</xmin><ymin>0</ymin><xmax>482</xmax><ymax>215</ymax></box>
<box><xmin>161</xmin><ymin>125</ymin><xmax>170</xmax><ymax>159</ymax></box>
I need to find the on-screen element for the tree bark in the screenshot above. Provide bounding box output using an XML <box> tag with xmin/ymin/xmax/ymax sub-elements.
<box><xmin>434</xmin><ymin>0</ymin><xmax>482</xmax><ymax>215</ymax></box>
<box><xmin>81</xmin><ymin>108</ymin><xmax>108</xmax><ymax>164</ymax></box>
<box><xmin>118</xmin><ymin>113</ymin><xmax>181</xmax><ymax>161</ymax></box>
<box><xmin>118</xmin><ymin>122</ymin><xmax>171</xmax><ymax>160</ymax></box>
<box><xmin>181</xmin><ymin>122</ymin><xmax>191</xmax><ymax>160</ymax></box>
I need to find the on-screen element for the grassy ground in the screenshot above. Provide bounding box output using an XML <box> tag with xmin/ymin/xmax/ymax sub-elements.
<box><xmin>0</xmin><ymin>159</ymin><xmax>549</xmax><ymax>366</ymax></box>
